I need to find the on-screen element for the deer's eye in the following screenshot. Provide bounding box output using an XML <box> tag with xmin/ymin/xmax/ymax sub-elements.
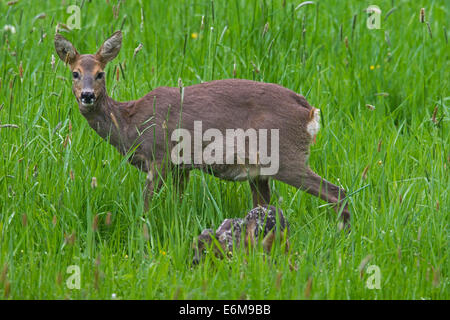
<box><xmin>96</xmin><ymin>72</ymin><xmax>105</xmax><ymax>80</ymax></box>
<box><xmin>72</xmin><ymin>72</ymin><xmax>80</xmax><ymax>79</ymax></box>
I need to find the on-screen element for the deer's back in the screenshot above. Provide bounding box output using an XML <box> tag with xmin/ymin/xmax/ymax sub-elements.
<box><xmin>130</xmin><ymin>79</ymin><xmax>312</xmax><ymax>131</ymax></box>
<box><xmin>124</xmin><ymin>79</ymin><xmax>316</xmax><ymax>174</ymax></box>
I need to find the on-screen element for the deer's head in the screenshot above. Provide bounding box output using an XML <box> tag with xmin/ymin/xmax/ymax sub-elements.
<box><xmin>192</xmin><ymin>228</ymin><xmax>215</xmax><ymax>265</ymax></box>
<box><xmin>54</xmin><ymin>31</ymin><xmax>122</xmax><ymax>113</ymax></box>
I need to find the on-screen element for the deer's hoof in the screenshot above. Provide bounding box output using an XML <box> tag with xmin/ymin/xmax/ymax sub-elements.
<box><xmin>338</xmin><ymin>221</ymin><xmax>351</xmax><ymax>233</ymax></box>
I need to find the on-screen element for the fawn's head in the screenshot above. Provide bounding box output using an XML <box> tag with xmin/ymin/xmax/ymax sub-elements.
<box><xmin>54</xmin><ymin>31</ymin><xmax>122</xmax><ymax>112</ymax></box>
<box><xmin>192</xmin><ymin>229</ymin><xmax>215</xmax><ymax>265</ymax></box>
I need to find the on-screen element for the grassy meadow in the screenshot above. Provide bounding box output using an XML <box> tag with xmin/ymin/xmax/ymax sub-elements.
<box><xmin>0</xmin><ymin>0</ymin><xmax>448</xmax><ymax>299</ymax></box>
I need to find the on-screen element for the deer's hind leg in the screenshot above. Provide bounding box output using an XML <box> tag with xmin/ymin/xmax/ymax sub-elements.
<box><xmin>275</xmin><ymin>162</ymin><xmax>350</xmax><ymax>229</ymax></box>
<box><xmin>172</xmin><ymin>167</ymin><xmax>190</xmax><ymax>199</ymax></box>
<box><xmin>249</xmin><ymin>178</ymin><xmax>271</xmax><ymax>207</ymax></box>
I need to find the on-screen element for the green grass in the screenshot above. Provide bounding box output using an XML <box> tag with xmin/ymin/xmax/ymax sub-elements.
<box><xmin>0</xmin><ymin>0</ymin><xmax>448</xmax><ymax>299</ymax></box>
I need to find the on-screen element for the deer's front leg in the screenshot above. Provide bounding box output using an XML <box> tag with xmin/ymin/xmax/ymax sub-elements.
<box><xmin>143</xmin><ymin>161</ymin><xmax>166</xmax><ymax>211</ymax></box>
<box><xmin>172</xmin><ymin>168</ymin><xmax>190</xmax><ymax>199</ymax></box>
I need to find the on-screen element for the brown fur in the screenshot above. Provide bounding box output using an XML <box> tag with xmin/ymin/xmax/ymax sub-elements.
<box><xmin>54</xmin><ymin>31</ymin><xmax>351</xmax><ymax>229</ymax></box>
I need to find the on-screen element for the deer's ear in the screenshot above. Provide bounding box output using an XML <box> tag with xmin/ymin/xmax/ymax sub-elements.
<box><xmin>54</xmin><ymin>34</ymin><xmax>79</xmax><ymax>65</ymax></box>
<box><xmin>96</xmin><ymin>31</ymin><xmax>122</xmax><ymax>66</ymax></box>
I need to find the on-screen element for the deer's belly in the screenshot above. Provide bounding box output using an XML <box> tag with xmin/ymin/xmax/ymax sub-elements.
<box><xmin>198</xmin><ymin>164</ymin><xmax>261</xmax><ymax>181</ymax></box>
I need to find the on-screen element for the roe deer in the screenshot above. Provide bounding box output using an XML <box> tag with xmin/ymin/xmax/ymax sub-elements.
<box><xmin>54</xmin><ymin>31</ymin><xmax>350</xmax><ymax>228</ymax></box>
<box><xmin>192</xmin><ymin>205</ymin><xmax>289</xmax><ymax>265</ymax></box>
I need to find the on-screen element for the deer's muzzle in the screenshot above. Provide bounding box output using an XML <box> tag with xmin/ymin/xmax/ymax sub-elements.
<box><xmin>80</xmin><ymin>91</ymin><xmax>96</xmax><ymax>106</ymax></box>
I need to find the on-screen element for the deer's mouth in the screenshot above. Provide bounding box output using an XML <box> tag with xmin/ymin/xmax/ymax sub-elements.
<box><xmin>81</xmin><ymin>101</ymin><xmax>95</xmax><ymax>107</ymax></box>
<box><xmin>81</xmin><ymin>97</ymin><xmax>96</xmax><ymax>107</ymax></box>
<box><xmin>78</xmin><ymin>97</ymin><xmax>97</xmax><ymax>113</ymax></box>
<box><xmin>80</xmin><ymin>91</ymin><xmax>96</xmax><ymax>107</ymax></box>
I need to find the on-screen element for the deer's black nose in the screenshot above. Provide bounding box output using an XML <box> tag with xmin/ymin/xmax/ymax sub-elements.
<box><xmin>81</xmin><ymin>91</ymin><xmax>95</xmax><ymax>105</ymax></box>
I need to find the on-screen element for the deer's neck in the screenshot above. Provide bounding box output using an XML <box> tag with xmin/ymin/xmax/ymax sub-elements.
<box><xmin>80</xmin><ymin>94</ymin><xmax>129</xmax><ymax>155</ymax></box>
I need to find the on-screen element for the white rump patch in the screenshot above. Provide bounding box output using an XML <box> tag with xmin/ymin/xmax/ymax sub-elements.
<box><xmin>306</xmin><ymin>108</ymin><xmax>321</xmax><ymax>138</ymax></box>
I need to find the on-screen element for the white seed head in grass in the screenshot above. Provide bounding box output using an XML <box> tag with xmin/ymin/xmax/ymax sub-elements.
<box><xmin>133</xmin><ymin>43</ymin><xmax>143</xmax><ymax>58</ymax></box>
<box><xmin>51</xmin><ymin>54</ymin><xmax>55</xmax><ymax>70</ymax></box>
<box><xmin>3</xmin><ymin>25</ymin><xmax>16</xmax><ymax>34</ymax></box>
<box><xmin>420</xmin><ymin>8</ymin><xmax>425</xmax><ymax>23</ymax></box>
<box><xmin>91</xmin><ymin>177</ymin><xmax>98</xmax><ymax>189</ymax></box>
<box><xmin>105</xmin><ymin>212</ymin><xmax>112</xmax><ymax>226</ymax></box>
<box><xmin>359</xmin><ymin>254</ymin><xmax>373</xmax><ymax>279</ymax></box>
